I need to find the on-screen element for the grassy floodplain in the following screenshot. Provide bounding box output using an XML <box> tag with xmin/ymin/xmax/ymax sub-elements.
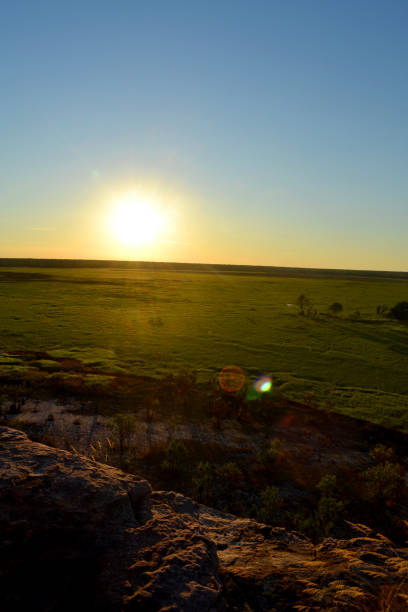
<box><xmin>1</xmin><ymin>259</ymin><xmax>408</xmax><ymax>430</ymax></box>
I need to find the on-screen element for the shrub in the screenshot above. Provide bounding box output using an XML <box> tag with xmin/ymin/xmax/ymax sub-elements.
<box><xmin>388</xmin><ymin>301</ymin><xmax>408</xmax><ymax>321</ymax></box>
<box><xmin>328</xmin><ymin>302</ymin><xmax>343</xmax><ymax>315</ymax></box>
<box><xmin>370</xmin><ymin>444</ymin><xmax>395</xmax><ymax>464</ymax></box>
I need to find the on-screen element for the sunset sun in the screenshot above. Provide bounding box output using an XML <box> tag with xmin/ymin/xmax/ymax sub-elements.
<box><xmin>112</xmin><ymin>195</ymin><xmax>166</xmax><ymax>246</ymax></box>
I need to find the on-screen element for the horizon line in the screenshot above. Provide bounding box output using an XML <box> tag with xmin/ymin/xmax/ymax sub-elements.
<box><xmin>0</xmin><ymin>256</ymin><xmax>407</xmax><ymax>276</ymax></box>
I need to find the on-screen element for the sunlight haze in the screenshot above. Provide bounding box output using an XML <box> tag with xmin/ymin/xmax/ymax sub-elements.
<box><xmin>1</xmin><ymin>1</ymin><xmax>408</xmax><ymax>270</ymax></box>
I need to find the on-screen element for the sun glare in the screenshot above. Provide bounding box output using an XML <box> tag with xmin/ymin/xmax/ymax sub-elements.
<box><xmin>112</xmin><ymin>195</ymin><xmax>165</xmax><ymax>246</ymax></box>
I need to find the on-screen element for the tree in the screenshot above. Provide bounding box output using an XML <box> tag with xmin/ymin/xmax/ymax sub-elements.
<box><xmin>296</xmin><ymin>294</ymin><xmax>311</xmax><ymax>316</ymax></box>
<box><xmin>388</xmin><ymin>301</ymin><xmax>408</xmax><ymax>321</ymax></box>
<box><xmin>259</xmin><ymin>485</ymin><xmax>283</xmax><ymax>524</ymax></box>
<box><xmin>216</xmin><ymin>461</ymin><xmax>243</xmax><ymax>488</ymax></box>
<box><xmin>161</xmin><ymin>439</ymin><xmax>190</xmax><ymax>475</ymax></box>
<box><xmin>316</xmin><ymin>474</ymin><xmax>338</xmax><ymax>498</ymax></box>
<box><xmin>193</xmin><ymin>461</ymin><xmax>214</xmax><ymax>504</ymax></box>
<box><xmin>296</xmin><ymin>294</ymin><xmax>318</xmax><ymax>318</ymax></box>
<box><xmin>257</xmin><ymin>437</ymin><xmax>282</xmax><ymax>468</ymax></box>
<box><xmin>328</xmin><ymin>302</ymin><xmax>343</xmax><ymax>315</ymax></box>
<box><xmin>315</xmin><ymin>474</ymin><xmax>345</xmax><ymax>537</ymax></box>
<box><xmin>110</xmin><ymin>413</ymin><xmax>137</xmax><ymax>467</ymax></box>
<box><xmin>363</xmin><ymin>461</ymin><xmax>402</xmax><ymax>504</ymax></box>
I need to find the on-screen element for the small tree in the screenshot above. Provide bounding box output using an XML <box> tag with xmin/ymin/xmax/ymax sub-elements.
<box><xmin>110</xmin><ymin>413</ymin><xmax>137</xmax><ymax>467</ymax></box>
<box><xmin>316</xmin><ymin>474</ymin><xmax>338</xmax><ymax>498</ymax></box>
<box><xmin>363</xmin><ymin>461</ymin><xmax>402</xmax><ymax>504</ymax></box>
<box><xmin>193</xmin><ymin>461</ymin><xmax>214</xmax><ymax>504</ymax></box>
<box><xmin>259</xmin><ymin>485</ymin><xmax>283</xmax><ymax>524</ymax></box>
<box><xmin>296</xmin><ymin>294</ymin><xmax>311</xmax><ymax>316</ymax></box>
<box><xmin>328</xmin><ymin>302</ymin><xmax>343</xmax><ymax>315</ymax></box>
<box><xmin>257</xmin><ymin>437</ymin><xmax>282</xmax><ymax>468</ymax></box>
<box><xmin>216</xmin><ymin>461</ymin><xmax>243</xmax><ymax>488</ymax></box>
<box><xmin>315</xmin><ymin>474</ymin><xmax>345</xmax><ymax>537</ymax></box>
<box><xmin>161</xmin><ymin>439</ymin><xmax>189</xmax><ymax>475</ymax></box>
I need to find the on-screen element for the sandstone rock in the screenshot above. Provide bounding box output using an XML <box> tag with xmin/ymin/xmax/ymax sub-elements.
<box><xmin>1</xmin><ymin>426</ymin><xmax>407</xmax><ymax>611</ymax></box>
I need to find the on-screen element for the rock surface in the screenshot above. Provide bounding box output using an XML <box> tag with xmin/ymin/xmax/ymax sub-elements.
<box><xmin>1</xmin><ymin>426</ymin><xmax>407</xmax><ymax>611</ymax></box>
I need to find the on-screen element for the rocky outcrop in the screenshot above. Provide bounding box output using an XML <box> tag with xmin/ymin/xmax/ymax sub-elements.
<box><xmin>1</xmin><ymin>426</ymin><xmax>407</xmax><ymax>611</ymax></box>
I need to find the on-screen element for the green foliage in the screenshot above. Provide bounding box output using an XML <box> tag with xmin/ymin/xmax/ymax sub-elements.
<box><xmin>296</xmin><ymin>294</ymin><xmax>311</xmax><ymax>316</ymax></box>
<box><xmin>0</xmin><ymin>394</ymin><xmax>7</xmax><ymax>415</ymax></box>
<box><xmin>315</xmin><ymin>474</ymin><xmax>345</xmax><ymax>537</ymax></box>
<box><xmin>258</xmin><ymin>485</ymin><xmax>283</xmax><ymax>524</ymax></box>
<box><xmin>192</xmin><ymin>461</ymin><xmax>214</xmax><ymax>503</ymax></box>
<box><xmin>389</xmin><ymin>301</ymin><xmax>408</xmax><ymax>321</ymax></box>
<box><xmin>316</xmin><ymin>496</ymin><xmax>345</xmax><ymax>537</ymax></box>
<box><xmin>257</xmin><ymin>437</ymin><xmax>282</xmax><ymax>468</ymax></box>
<box><xmin>376</xmin><ymin>304</ymin><xmax>388</xmax><ymax>315</ymax></box>
<box><xmin>216</xmin><ymin>461</ymin><xmax>243</xmax><ymax>487</ymax></box>
<box><xmin>328</xmin><ymin>302</ymin><xmax>343</xmax><ymax>315</ymax></box>
<box><xmin>370</xmin><ymin>443</ymin><xmax>395</xmax><ymax>464</ymax></box>
<box><xmin>316</xmin><ymin>474</ymin><xmax>338</xmax><ymax>498</ymax></box>
<box><xmin>110</xmin><ymin>413</ymin><xmax>136</xmax><ymax>440</ymax></box>
<box><xmin>296</xmin><ymin>294</ymin><xmax>317</xmax><ymax>317</ymax></box>
<box><xmin>363</xmin><ymin>461</ymin><xmax>402</xmax><ymax>504</ymax></box>
<box><xmin>109</xmin><ymin>413</ymin><xmax>137</xmax><ymax>465</ymax></box>
<box><xmin>291</xmin><ymin>512</ymin><xmax>321</xmax><ymax>544</ymax></box>
<box><xmin>292</xmin><ymin>474</ymin><xmax>345</xmax><ymax>541</ymax></box>
<box><xmin>7</xmin><ymin>418</ymin><xmax>29</xmax><ymax>430</ymax></box>
<box><xmin>161</xmin><ymin>439</ymin><xmax>190</xmax><ymax>475</ymax></box>
<box><xmin>2</xmin><ymin>266</ymin><xmax>408</xmax><ymax>431</ymax></box>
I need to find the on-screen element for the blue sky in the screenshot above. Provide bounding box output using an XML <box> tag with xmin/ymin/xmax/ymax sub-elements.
<box><xmin>1</xmin><ymin>1</ymin><xmax>408</xmax><ymax>269</ymax></box>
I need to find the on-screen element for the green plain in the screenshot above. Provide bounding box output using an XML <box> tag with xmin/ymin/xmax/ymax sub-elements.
<box><xmin>1</xmin><ymin>264</ymin><xmax>408</xmax><ymax>430</ymax></box>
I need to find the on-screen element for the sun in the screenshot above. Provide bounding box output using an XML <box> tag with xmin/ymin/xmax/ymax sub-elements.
<box><xmin>112</xmin><ymin>195</ymin><xmax>165</xmax><ymax>246</ymax></box>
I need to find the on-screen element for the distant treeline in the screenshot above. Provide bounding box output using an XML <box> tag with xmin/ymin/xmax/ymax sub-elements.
<box><xmin>1</xmin><ymin>258</ymin><xmax>408</xmax><ymax>281</ymax></box>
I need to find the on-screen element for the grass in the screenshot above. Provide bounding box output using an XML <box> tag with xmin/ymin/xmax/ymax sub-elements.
<box><xmin>1</xmin><ymin>263</ymin><xmax>408</xmax><ymax>429</ymax></box>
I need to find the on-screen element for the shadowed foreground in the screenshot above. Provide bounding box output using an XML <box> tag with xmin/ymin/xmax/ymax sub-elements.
<box><xmin>1</xmin><ymin>427</ymin><xmax>407</xmax><ymax>611</ymax></box>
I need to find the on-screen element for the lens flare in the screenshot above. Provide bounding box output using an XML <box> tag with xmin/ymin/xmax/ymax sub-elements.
<box><xmin>254</xmin><ymin>375</ymin><xmax>272</xmax><ymax>393</ymax></box>
<box><xmin>218</xmin><ymin>365</ymin><xmax>246</xmax><ymax>392</ymax></box>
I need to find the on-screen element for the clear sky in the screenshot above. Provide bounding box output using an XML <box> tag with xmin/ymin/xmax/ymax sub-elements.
<box><xmin>1</xmin><ymin>0</ymin><xmax>407</xmax><ymax>269</ymax></box>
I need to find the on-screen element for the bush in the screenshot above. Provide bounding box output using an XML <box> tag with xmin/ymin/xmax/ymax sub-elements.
<box><xmin>328</xmin><ymin>302</ymin><xmax>343</xmax><ymax>315</ymax></box>
<box><xmin>388</xmin><ymin>301</ymin><xmax>408</xmax><ymax>321</ymax></box>
<box><xmin>370</xmin><ymin>444</ymin><xmax>395</xmax><ymax>465</ymax></box>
